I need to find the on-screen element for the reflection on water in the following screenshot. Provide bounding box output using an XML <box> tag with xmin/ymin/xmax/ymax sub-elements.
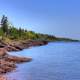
<box><xmin>5</xmin><ymin>42</ymin><xmax>80</xmax><ymax>80</ymax></box>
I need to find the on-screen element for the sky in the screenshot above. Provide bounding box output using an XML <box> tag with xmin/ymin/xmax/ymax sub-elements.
<box><xmin>0</xmin><ymin>0</ymin><xmax>80</xmax><ymax>40</ymax></box>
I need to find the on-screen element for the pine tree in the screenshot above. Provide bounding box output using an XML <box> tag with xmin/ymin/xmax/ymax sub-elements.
<box><xmin>1</xmin><ymin>15</ymin><xmax>9</xmax><ymax>35</ymax></box>
<box><xmin>19</xmin><ymin>27</ymin><xmax>22</xmax><ymax>37</ymax></box>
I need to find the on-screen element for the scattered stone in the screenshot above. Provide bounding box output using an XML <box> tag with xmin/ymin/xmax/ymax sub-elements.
<box><xmin>0</xmin><ymin>48</ymin><xmax>7</xmax><ymax>57</ymax></box>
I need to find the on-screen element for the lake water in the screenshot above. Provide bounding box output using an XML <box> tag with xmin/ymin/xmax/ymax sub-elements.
<box><xmin>6</xmin><ymin>42</ymin><xmax>80</xmax><ymax>80</ymax></box>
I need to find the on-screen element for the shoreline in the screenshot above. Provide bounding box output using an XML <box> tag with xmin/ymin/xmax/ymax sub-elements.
<box><xmin>0</xmin><ymin>40</ymin><xmax>48</xmax><ymax>75</ymax></box>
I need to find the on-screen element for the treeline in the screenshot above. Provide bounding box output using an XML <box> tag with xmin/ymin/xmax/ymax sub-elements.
<box><xmin>0</xmin><ymin>15</ymin><xmax>79</xmax><ymax>42</ymax></box>
<box><xmin>0</xmin><ymin>15</ymin><xmax>57</xmax><ymax>41</ymax></box>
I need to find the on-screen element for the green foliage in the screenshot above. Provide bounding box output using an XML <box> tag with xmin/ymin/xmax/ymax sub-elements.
<box><xmin>1</xmin><ymin>15</ymin><xmax>9</xmax><ymax>35</ymax></box>
<box><xmin>0</xmin><ymin>15</ymin><xmax>78</xmax><ymax>42</ymax></box>
<box><xmin>0</xmin><ymin>28</ymin><xmax>4</xmax><ymax>36</ymax></box>
<box><xmin>9</xmin><ymin>27</ymin><xmax>19</xmax><ymax>39</ymax></box>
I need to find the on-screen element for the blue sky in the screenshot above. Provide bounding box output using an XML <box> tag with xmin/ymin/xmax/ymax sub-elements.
<box><xmin>0</xmin><ymin>0</ymin><xmax>80</xmax><ymax>39</ymax></box>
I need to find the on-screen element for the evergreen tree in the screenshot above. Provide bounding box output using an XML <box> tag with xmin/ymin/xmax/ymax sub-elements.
<box><xmin>18</xmin><ymin>27</ymin><xmax>22</xmax><ymax>37</ymax></box>
<box><xmin>1</xmin><ymin>15</ymin><xmax>9</xmax><ymax>35</ymax></box>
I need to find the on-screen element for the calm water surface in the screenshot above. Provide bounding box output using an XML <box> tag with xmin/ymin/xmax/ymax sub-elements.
<box><xmin>6</xmin><ymin>42</ymin><xmax>80</xmax><ymax>80</ymax></box>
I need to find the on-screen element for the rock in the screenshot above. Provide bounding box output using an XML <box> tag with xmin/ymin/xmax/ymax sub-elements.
<box><xmin>0</xmin><ymin>40</ymin><xmax>48</xmax><ymax>52</ymax></box>
<box><xmin>0</xmin><ymin>40</ymin><xmax>48</xmax><ymax>74</ymax></box>
<box><xmin>13</xmin><ymin>45</ymin><xmax>23</xmax><ymax>50</ymax></box>
<box><xmin>0</xmin><ymin>52</ymin><xmax>32</xmax><ymax>74</ymax></box>
<box><xmin>0</xmin><ymin>48</ymin><xmax>7</xmax><ymax>57</ymax></box>
<box><xmin>5</xmin><ymin>55</ymin><xmax>32</xmax><ymax>63</ymax></box>
<box><xmin>0</xmin><ymin>59</ymin><xmax>16</xmax><ymax>73</ymax></box>
<box><xmin>0</xmin><ymin>60</ymin><xmax>16</xmax><ymax>68</ymax></box>
<box><xmin>5</xmin><ymin>46</ymin><xmax>19</xmax><ymax>52</ymax></box>
<box><xmin>0</xmin><ymin>75</ymin><xmax>7</xmax><ymax>80</ymax></box>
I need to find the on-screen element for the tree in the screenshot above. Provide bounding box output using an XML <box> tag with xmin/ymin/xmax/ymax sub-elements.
<box><xmin>1</xmin><ymin>15</ymin><xmax>9</xmax><ymax>35</ymax></box>
<box><xmin>18</xmin><ymin>27</ymin><xmax>22</xmax><ymax>37</ymax></box>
